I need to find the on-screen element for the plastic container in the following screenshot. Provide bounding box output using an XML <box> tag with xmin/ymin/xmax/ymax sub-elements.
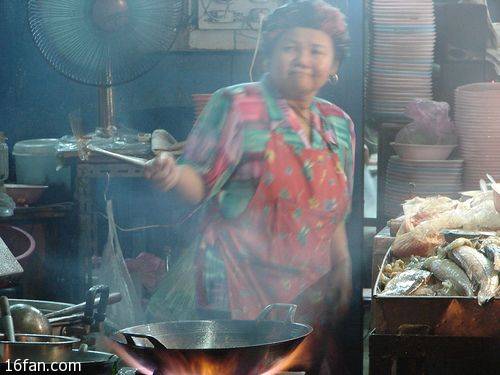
<box><xmin>12</xmin><ymin>139</ymin><xmax>70</xmax><ymax>191</ymax></box>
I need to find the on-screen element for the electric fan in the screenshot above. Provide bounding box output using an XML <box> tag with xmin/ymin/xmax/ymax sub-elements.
<box><xmin>28</xmin><ymin>0</ymin><xmax>184</xmax><ymax>138</ymax></box>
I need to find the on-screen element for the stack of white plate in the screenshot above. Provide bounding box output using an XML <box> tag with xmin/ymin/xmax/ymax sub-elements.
<box><xmin>367</xmin><ymin>0</ymin><xmax>435</xmax><ymax>117</ymax></box>
<box><xmin>384</xmin><ymin>156</ymin><xmax>463</xmax><ymax>218</ymax></box>
<box><xmin>455</xmin><ymin>82</ymin><xmax>500</xmax><ymax>190</ymax></box>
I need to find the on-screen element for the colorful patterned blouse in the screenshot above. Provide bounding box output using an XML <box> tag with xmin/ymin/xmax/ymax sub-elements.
<box><xmin>179</xmin><ymin>74</ymin><xmax>356</xmax><ymax>219</ymax></box>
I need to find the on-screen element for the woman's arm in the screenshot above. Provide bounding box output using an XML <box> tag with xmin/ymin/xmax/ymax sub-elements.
<box><xmin>144</xmin><ymin>88</ymin><xmax>239</xmax><ymax>205</ymax></box>
<box><xmin>144</xmin><ymin>153</ymin><xmax>205</xmax><ymax>205</ymax></box>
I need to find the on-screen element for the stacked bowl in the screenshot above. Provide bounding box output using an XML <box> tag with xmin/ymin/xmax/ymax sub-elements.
<box><xmin>384</xmin><ymin>156</ymin><xmax>464</xmax><ymax>218</ymax></box>
<box><xmin>454</xmin><ymin>82</ymin><xmax>500</xmax><ymax>190</ymax></box>
<box><xmin>367</xmin><ymin>0</ymin><xmax>435</xmax><ymax>117</ymax></box>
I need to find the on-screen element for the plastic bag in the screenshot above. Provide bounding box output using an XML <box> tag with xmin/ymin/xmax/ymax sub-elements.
<box><xmin>97</xmin><ymin>200</ymin><xmax>145</xmax><ymax>328</ymax></box>
<box><xmin>146</xmin><ymin>243</ymin><xmax>198</xmax><ymax>322</ymax></box>
<box><xmin>393</xmin><ymin>196</ymin><xmax>465</xmax><ymax>257</ymax></box>
<box><xmin>398</xmin><ymin>196</ymin><xmax>460</xmax><ymax>235</ymax></box>
<box><xmin>395</xmin><ymin>99</ymin><xmax>457</xmax><ymax>145</ymax></box>
<box><xmin>460</xmin><ymin>192</ymin><xmax>500</xmax><ymax>230</ymax></box>
<box><xmin>125</xmin><ymin>252</ymin><xmax>166</xmax><ymax>294</ymax></box>
<box><xmin>392</xmin><ymin>194</ymin><xmax>500</xmax><ymax>257</ymax></box>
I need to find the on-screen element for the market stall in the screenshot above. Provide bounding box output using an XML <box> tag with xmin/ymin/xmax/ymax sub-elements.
<box><xmin>370</xmin><ymin>192</ymin><xmax>500</xmax><ymax>374</ymax></box>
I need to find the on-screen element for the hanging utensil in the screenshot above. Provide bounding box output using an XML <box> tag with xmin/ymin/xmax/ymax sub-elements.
<box><xmin>50</xmin><ymin>285</ymin><xmax>110</xmax><ymax>330</ymax></box>
<box><xmin>0</xmin><ymin>296</ymin><xmax>15</xmax><ymax>342</ymax></box>
<box><xmin>85</xmin><ymin>145</ymin><xmax>147</xmax><ymax>167</ymax></box>
<box><xmin>45</xmin><ymin>292</ymin><xmax>121</xmax><ymax>319</ymax></box>
<box><xmin>70</xmin><ymin>111</ymin><xmax>179</xmax><ymax>167</ymax></box>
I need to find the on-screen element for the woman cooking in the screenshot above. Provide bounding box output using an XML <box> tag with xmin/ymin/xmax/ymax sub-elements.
<box><xmin>145</xmin><ymin>0</ymin><xmax>355</xmax><ymax>370</ymax></box>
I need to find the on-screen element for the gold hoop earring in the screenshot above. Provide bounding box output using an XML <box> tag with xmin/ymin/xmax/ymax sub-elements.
<box><xmin>329</xmin><ymin>73</ymin><xmax>339</xmax><ymax>85</ymax></box>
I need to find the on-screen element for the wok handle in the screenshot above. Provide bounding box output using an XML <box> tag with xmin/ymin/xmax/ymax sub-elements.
<box><xmin>256</xmin><ymin>303</ymin><xmax>298</xmax><ymax>323</ymax></box>
<box><xmin>121</xmin><ymin>332</ymin><xmax>167</xmax><ymax>350</ymax></box>
<box><xmin>84</xmin><ymin>285</ymin><xmax>110</xmax><ymax>325</ymax></box>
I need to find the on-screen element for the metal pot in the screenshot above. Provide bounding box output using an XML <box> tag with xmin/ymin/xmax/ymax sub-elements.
<box><xmin>59</xmin><ymin>349</ymin><xmax>119</xmax><ymax>375</ymax></box>
<box><xmin>0</xmin><ymin>334</ymin><xmax>79</xmax><ymax>362</ymax></box>
<box><xmin>112</xmin><ymin>304</ymin><xmax>312</xmax><ymax>374</ymax></box>
<box><xmin>0</xmin><ymin>349</ymin><xmax>118</xmax><ymax>375</ymax></box>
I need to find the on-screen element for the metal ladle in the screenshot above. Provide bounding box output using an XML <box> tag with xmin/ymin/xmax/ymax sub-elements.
<box><xmin>10</xmin><ymin>303</ymin><xmax>51</xmax><ymax>335</ymax></box>
<box><xmin>3</xmin><ymin>288</ymin><xmax>118</xmax><ymax>335</ymax></box>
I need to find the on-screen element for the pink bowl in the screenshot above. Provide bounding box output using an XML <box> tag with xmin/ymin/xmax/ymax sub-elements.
<box><xmin>390</xmin><ymin>143</ymin><xmax>458</xmax><ymax>161</ymax></box>
<box><xmin>5</xmin><ymin>184</ymin><xmax>48</xmax><ymax>206</ymax></box>
<box><xmin>0</xmin><ymin>225</ymin><xmax>36</xmax><ymax>266</ymax></box>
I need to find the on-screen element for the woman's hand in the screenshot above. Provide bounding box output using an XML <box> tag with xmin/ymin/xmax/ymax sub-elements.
<box><xmin>144</xmin><ymin>152</ymin><xmax>181</xmax><ymax>192</ymax></box>
<box><xmin>144</xmin><ymin>153</ymin><xmax>206</xmax><ymax>204</ymax></box>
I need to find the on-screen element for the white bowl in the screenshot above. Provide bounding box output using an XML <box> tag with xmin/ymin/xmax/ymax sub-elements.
<box><xmin>390</xmin><ymin>143</ymin><xmax>457</xmax><ymax>161</ymax></box>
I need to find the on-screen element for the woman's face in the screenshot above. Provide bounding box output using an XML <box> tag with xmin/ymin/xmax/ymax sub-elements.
<box><xmin>268</xmin><ymin>27</ymin><xmax>338</xmax><ymax>100</ymax></box>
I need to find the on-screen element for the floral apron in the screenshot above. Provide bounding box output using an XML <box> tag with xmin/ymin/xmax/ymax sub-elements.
<box><xmin>198</xmin><ymin>118</ymin><xmax>350</xmax><ymax>320</ymax></box>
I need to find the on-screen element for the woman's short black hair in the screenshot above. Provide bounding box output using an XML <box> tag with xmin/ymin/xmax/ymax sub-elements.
<box><xmin>261</xmin><ymin>0</ymin><xmax>350</xmax><ymax>64</ymax></box>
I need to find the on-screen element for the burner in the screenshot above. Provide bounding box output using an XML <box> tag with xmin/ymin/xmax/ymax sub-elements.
<box><xmin>117</xmin><ymin>368</ymin><xmax>309</xmax><ymax>374</ymax></box>
<box><xmin>117</xmin><ymin>368</ymin><xmax>306</xmax><ymax>375</ymax></box>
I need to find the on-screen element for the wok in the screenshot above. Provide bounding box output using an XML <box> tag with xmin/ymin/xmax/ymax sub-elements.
<box><xmin>112</xmin><ymin>304</ymin><xmax>312</xmax><ymax>374</ymax></box>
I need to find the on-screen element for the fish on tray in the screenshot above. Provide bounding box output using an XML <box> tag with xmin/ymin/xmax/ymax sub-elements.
<box><xmin>380</xmin><ymin>269</ymin><xmax>432</xmax><ymax>296</ymax></box>
<box><xmin>423</xmin><ymin>256</ymin><xmax>474</xmax><ymax>296</ymax></box>
<box><xmin>446</xmin><ymin>239</ymin><xmax>499</xmax><ymax>305</ymax></box>
<box><xmin>480</xmin><ymin>237</ymin><xmax>500</xmax><ymax>273</ymax></box>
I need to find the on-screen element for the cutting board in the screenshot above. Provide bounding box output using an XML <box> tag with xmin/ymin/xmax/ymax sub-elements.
<box><xmin>0</xmin><ymin>236</ymin><xmax>23</xmax><ymax>279</ymax></box>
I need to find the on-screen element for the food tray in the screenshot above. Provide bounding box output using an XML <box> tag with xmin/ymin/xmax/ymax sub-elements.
<box><xmin>372</xmin><ymin>247</ymin><xmax>500</xmax><ymax>337</ymax></box>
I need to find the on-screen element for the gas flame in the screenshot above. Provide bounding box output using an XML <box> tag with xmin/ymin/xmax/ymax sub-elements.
<box><xmin>156</xmin><ymin>354</ymin><xmax>239</xmax><ymax>375</ymax></box>
<box><xmin>105</xmin><ymin>338</ymin><xmax>154</xmax><ymax>375</ymax></box>
<box><xmin>106</xmin><ymin>335</ymin><xmax>313</xmax><ymax>375</ymax></box>
<box><xmin>261</xmin><ymin>336</ymin><xmax>313</xmax><ymax>375</ymax></box>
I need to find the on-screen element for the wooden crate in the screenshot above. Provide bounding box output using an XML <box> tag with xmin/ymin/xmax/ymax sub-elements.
<box><xmin>369</xmin><ymin>333</ymin><xmax>499</xmax><ymax>375</ymax></box>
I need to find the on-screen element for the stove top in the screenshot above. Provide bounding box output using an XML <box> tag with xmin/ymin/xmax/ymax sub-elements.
<box><xmin>118</xmin><ymin>370</ymin><xmax>306</xmax><ymax>375</ymax></box>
